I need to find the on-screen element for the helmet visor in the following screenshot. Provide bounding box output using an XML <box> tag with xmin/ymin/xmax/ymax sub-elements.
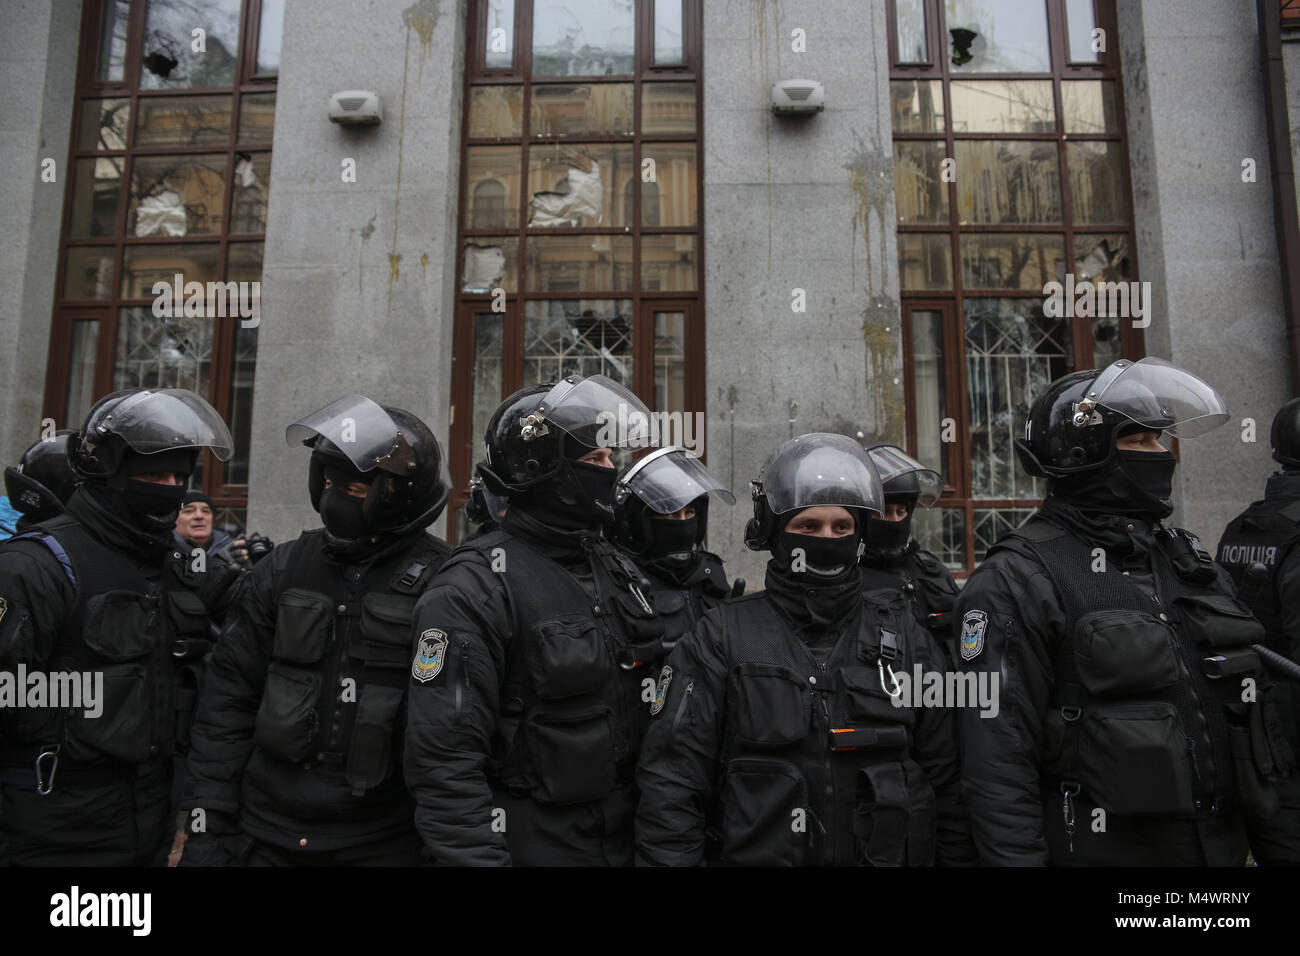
<box><xmin>531</xmin><ymin>374</ymin><xmax>655</xmax><ymax>450</ymax></box>
<box><xmin>1089</xmin><ymin>357</ymin><xmax>1229</xmax><ymax>438</ymax></box>
<box><xmin>93</xmin><ymin>389</ymin><xmax>234</xmax><ymax>461</ymax></box>
<box><xmin>865</xmin><ymin>445</ymin><xmax>944</xmax><ymax>508</ymax></box>
<box><xmin>616</xmin><ymin>446</ymin><xmax>736</xmax><ymax>514</ymax></box>
<box><xmin>757</xmin><ymin>433</ymin><xmax>885</xmax><ymax>516</ymax></box>
<box><xmin>285</xmin><ymin>394</ymin><xmax>417</xmax><ymax>475</ymax></box>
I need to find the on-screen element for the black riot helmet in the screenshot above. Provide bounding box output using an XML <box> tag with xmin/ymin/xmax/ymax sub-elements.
<box><xmin>479</xmin><ymin>374</ymin><xmax>655</xmax><ymax>497</ymax></box>
<box><xmin>286</xmin><ymin>395</ymin><xmax>449</xmax><ymax>542</ymax></box>
<box><xmin>68</xmin><ymin>388</ymin><xmax>234</xmax><ymax>481</ymax></box>
<box><xmin>862</xmin><ymin>444</ymin><xmax>943</xmax><ymax>562</ymax></box>
<box><xmin>613</xmin><ymin>446</ymin><xmax>735</xmax><ymax>557</ymax></box>
<box><xmin>465</xmin><ymin>469</ymin><xmax>508</xmax><ymax>530</ymax></box>
<box><xmin>5</xmin><ymin>431</ymin><xmax>78</xmax><ymax>521</ymax></box>
<box><xmin>745</xmin><ymin>433</ymin><xmax>885</xmax><ymax>551</ymax></box>
<box><xmin>1015</xmin><ymin>357</ymin><xmax>1229</xmax><ymax>478</ymax></box>
<box><xmin>1270</xmin><ymin>396</ymin><xmax>1300</xmax><ymax>469</ymax></box>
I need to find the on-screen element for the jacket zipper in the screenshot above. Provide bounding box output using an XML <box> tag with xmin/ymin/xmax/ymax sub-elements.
<box><xmin>456</xmin><ymin>638</ymin><xmax>470</xmax><ymax>719</ymax></box>
<box><xmin>671</xmin><ymin>680</ymin><xmax>695</xmax><ymax>733</ymax></box>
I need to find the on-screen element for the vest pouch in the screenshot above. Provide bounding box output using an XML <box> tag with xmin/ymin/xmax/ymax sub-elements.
<box><xmin>1076</xmin><ymin>701</ymin><xmax>1196</xmax><ymax>816</ymax></box>
<box><xmin>730</xmin><ymin>663</ymin><xmax>811</xmax><ymax>748</ymax></box>
<box><xmin>523</xmin><ymin>704</ymin><xmax>617</xmax><ymax>804</ymax></box>
<box><xmin>838</xmin><ymin>666</ymin><xmax>916</xmax><ymax>730</ymax></box>
<box><xmin>69</xmin><ymin>591</ymin><xmax>158</xmax><ymax>763</ymax></box>
<box><xmin>272</xmin><ymin>589</ymin><xmax>333</xmax><ymax>663</ymax></box>
<box><xmin>345</xmin><ymin>684</ymin><xmax>405</xmax><ymax>796</ymax></box>
<box><xmin>1073</xmin><ymin>611</ymin><xmax>1180</xmax><ymax>697</ymax></box>
<box><xmin>527</xmin><ymin>616</ymin><xmax>608</xmax><ymax>700</ymax></box>
<box><xmin>63</xmin><ymin>662</ymin><xmax>155</xmax><ymax>764</ymax></box>
<box><xmin>1172</xmin><ymin>593</ymin><xmax>1266</xmax><ymax>650</ymax></box>
<box><xmin>852</xmin><ymin>762</ymin><xmax>910</xmax><ymax>867</ymax></box>
<box><xmin>167</xmin><ymin>590</ymin><xmax>211</xmax><ymax>640</ymax></box>
<box><xmin>356</xmin><ymin>594</ymin><xmax>418</xmax><ymax>668</ymax></box>
<box><xmin>254</xmin><ymin>662</ymin><xmax>321</xmax><ymax>762</ymax></box>
<box><xmin>717</xmin><ymin>757</ymin><xmax>809</xmax><ymax>866</ymax></box>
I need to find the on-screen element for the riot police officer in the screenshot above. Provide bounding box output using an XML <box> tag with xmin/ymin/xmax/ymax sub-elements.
<box><xmin>0</xmin><ymin>388</ymin><xmax>233</xmax><ymax>865</ymax></box>
<box><xmin>860</xmin><ymin>445</ymin><xmax>958</xmax><ymax>664</ymax></box>
<box><xmin>404</xmin><ymin>374</ymin><xmax>663</xmax><ymax>865</ymax></box>
<box><xmin>3</xmin><ymin>430</ymin><xmax>78</xmax><ymax>534</ymax></box>
<box><xmin>180</xmin><ymin>396</ymin><xmax>450</xmax><ymax>866</ymax></box>
<box><xmin>612</xmin><ymin>445</ymin><xmax>738</xmax><ymax>651</ymax></box>
<box><xmin>636</xmin><ymin>433</ymin><xmax>973</xmax><ymax>866</ymax></box>
<box><xmin>1216</xmin><ymin>395</ymin><xmax>1300</xmax><ymax>859</ymax></box>
<box><xmin>958</xmin><ymin>357</ymin><xmax>1299</xmax><ymax>865</ymax></box>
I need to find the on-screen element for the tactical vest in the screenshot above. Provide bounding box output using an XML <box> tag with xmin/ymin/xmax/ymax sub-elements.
<box><xmin>639</xmin><ymin>550</ymin><xmax>730</xmax><ymax>652</ymax></box>
<box><xmin>0</xmin><ymin>513</ymin><xmax>212</xmax><ymax>773</ymax></box>
<box><xmin>1216</xmin><ymin>496</ymin><xmax>1300</xmax><ymax>646</ymax></box>
<box><xmin>451</xmin><ymin>529</ymin><xmax>664</xmax><ymax>807</ymax></box>
<box><xmin>703</xmin><ymin>588</ymin><xmax>944</xmax><ymax>867</ymax></box>
<box><xmin>863</xmin><ymin>545</ymin><xmax>959</xmax><ymax>664</ymax></box>
<box><xmin>998</xmin><ymin>517</ymin><xmax>1293</xmax><ymax>831</ymax></box>
<box><xmin>251</xmin><ymin>530</ymin><xmax>444</xmax><ymax>797</ymax></box>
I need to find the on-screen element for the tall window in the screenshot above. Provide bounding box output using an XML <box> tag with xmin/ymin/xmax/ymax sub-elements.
<box><xmin>48</xmin><ymin>0</ymin><xmax>283</xmax><ymax>534</ymax></box>
<box><xmin>889</xmin><ymin>0</ymin><xmax>1140</xmax><ymax>573</ymax></box>
<box><xmin>450</xmin><ymin>0</ymin><xmax>703</xmax><ymax>541</ymax></box>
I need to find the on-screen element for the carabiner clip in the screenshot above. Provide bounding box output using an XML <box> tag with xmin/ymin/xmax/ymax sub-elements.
<box><xmin>35</xmin><ymin>745</ymin><xmax>60</xmax><ymax>797</ymax></box>
<box><xmin>878</xmin><ymin>659</ymin><xmax>903</xmax><ymax>699</ymax></box>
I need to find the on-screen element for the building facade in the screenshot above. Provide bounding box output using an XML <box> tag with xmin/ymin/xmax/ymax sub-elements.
<box><xmin>3</xmin><ymin>0</ymin><xmax>1299</xmax><ymax>583</ymax></box>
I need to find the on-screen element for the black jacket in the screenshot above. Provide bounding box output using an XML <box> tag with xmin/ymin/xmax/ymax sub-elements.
<box><xmin>635</xmin><ymin>561</ymin><xmax>974</xmax><ymax>866</ymax></box>
<box><xmin>957</xmin><ymin>495</ymin><xmax>1299</xmax><ymax>866</ymax></box>
<box><xmin>861</xmin><ymin>541</ymin><xmax>960</xmax><ymax>666</ymax></box>
<box><xmin>182</xmin><ymin>527</ymin><xmax>447</xmax><ymax>856</ymax></box>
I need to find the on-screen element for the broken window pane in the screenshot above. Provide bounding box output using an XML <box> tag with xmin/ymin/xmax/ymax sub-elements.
<box><xmin>114</xmin><ymin>307</ymin><xmax>213</xmax><ymax>394</ymax></box>
<box><xmin>527</xmin><ymin>143</ymin><xmax>633</xmax><ymax>227</ymax></box>
<box><xmin>79</xmin><ymin>99</ymin><xmax>130</xmax><ymax>151</ymax></box>
<box><xmin>467</xmin><ymin>146</ymin><xmax>522</xmax><ymax>229</ymax></box>
<box><xmin>530</xmin><ymin>83</ymin><xmax>633</xmax><ymax>136</ymax></box>
<box><xmin>641</xmin><ymin>235</ymin><xmax>696</xmax><ymax>291</ymax></box>
<box><xmin>532</xmin><ymin>0</ymin><xmax>635</xmax><ymax>77</ymax></box>
<box><xmin>462</xmin><ymin>237</ymin><xmax>519</xmax><ymax>292</ymax></box>
<box><xmin>526</xmin><ymin>235</ymin><xmax>632</xmax><ymax>291</ymax></box>
<box><xmin>643</xmin><ymin>82</ymin><xmax>696</xmax><ymax>134</ymax></box>
<box><xmin>893</xmin><ymin>141</ymin><xmax>950</xmax><ymax>224</ymax></box>
<box><xmin>130</xmin><ymin>154</ymin><xmax>228</xmax><ymax>236</ymax></box>
<box><xmin>469</xmin><ymin>86</ymin><xmax>524</xmax><ymax>138</ymax></box>
<box><xmin>140</xmin><ymin>0</ymin><xmax>242</xmax><ymax>89</ymax></box>
<box><xmin>1067</xmin><ymin>141</ymin><xmax>1128</xmax><ymax>224</ymax></box>
<box><xmin>955</xmin><ymin>141</ymin><xmax>1061</xmax><ymax>224</ymax></box>
<box><xmin>1061</xmin><ymin>81</ymin><xmax>1118</xmax><ymax>134</ymax></box>
<box><xmin>899</xmin><ymin>234</ymin><xmax>953</xmax><ymax>290</ymax></box>
<box><xmin>523</xmin><ymin>299</ymin><xmax>635</xmax><ymax>387</ymax></box>
<box><xmin>485</xmin><ymin>0</ymin><xmax>515</xmax><ymax>69</ymax></box>
<box><xmin>890</xmin><ymin>81</ymin><xmax>945</xmax><ymax>133</ymax></box>
<box><xmin>949</xmin><ymin>80</ymin><xmax>1054</xmax><ymax>134</ymax></box>
<box><xmin>964</xmin><ymin>298</ymin><xmax>1072</xmax><ymax>500</ymax></box>
<box><xmin>946</xmin><ymin>0</ymin><xmax>1050</xmax><ymax>74</ymax></box>
<box><xmin>134</xmin><ymin>96</ymin><xmax>232</xmax><ymax>148</ymax></box>
<box><xmin>894</xmin><ymin>0</ymin><xmax>929</xmax><ymax>63</ymax></box>
<box><xmin>1073</xmin><ymin>233</ymin><xmax>1129</xmax><ymax>282</ymax></box>
<box><xmin>230</xmin><ymin>153</ymin><xmax>271</xmax><ymax>234</ymax></box>
<box><xmin>654</xmin><ymin>0</ymin><xmax>684</xmax><ymax>66</ymax></box>
<box><xmin>960</xmin><ymin>233</ymin><xmax>1064</xmax><ymax>290</ymax></box>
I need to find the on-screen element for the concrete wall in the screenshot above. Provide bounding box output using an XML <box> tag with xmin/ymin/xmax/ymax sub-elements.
<box><xmin>0</xmin><ymin>0</ymin><xmax>81</xmax><ymax>466</ymax></box>
<box><xmin>246</xmin><ymin>0</ymin><xmax>465</xmax><ymax>543</ymax></box>
<box><xmin>1117</xmin><ymin>0</ymin><xmax>1294</xmax><ymax>545</ymax></box>
<box><xmin>702</xmin><ymin>0</ymin><xmax>900</xmax><ymax>585</ymax></box>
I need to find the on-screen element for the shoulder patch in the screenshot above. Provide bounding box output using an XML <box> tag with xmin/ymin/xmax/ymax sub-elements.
<box><xmin>650</xmin><ymin>664</ymin><xmax>673</xmax><ymax>716</ymax></box>
<box><xmin>960</xmin><ymin>609</ymin><xmax>987</xmax><ymax>661</ymax></box>
<box><xmin>412</xmin><ymin>628</ymin><xmax>448</xmax><ymax>683</ymax></box>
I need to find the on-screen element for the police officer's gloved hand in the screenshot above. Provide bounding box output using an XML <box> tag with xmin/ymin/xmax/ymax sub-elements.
<box><xmin>175</xmin><ymin>811</ymin><xmax>244</xmax><ymax>867</ymax></box>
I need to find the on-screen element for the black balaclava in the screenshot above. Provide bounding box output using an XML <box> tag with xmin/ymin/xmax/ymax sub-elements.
<box><xmin>1052</xmin><ymin>436</ymin><xmax>1177</xmax><ymax>521</ymax></box>
<box><xmin>765</xmin><ymin>509</ymin><xmax>866</xmax><ymax>632</ymax></box>
<box><xmin>648</xmin><ymin>514</ymin><xmax>700</xmax><ymax>565</ymax></box>
<box><xmin>113</xmin><ymin>448</ymin><xmax>196</xmax><ymax>533</ymax></box>
<box><xmin>318</xmin><ymin>460</ymin><xmax>375</xmax><ymax>543</ymax></box>
<box><xmin>514</xmin><ymin>432</ymin><xmax>618</xmax><ymax>533</ymax></box>
<box><xmin>863</xmin><ymin>496</ymin><xmax>915</xmax><ymax>563</ymax></box>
